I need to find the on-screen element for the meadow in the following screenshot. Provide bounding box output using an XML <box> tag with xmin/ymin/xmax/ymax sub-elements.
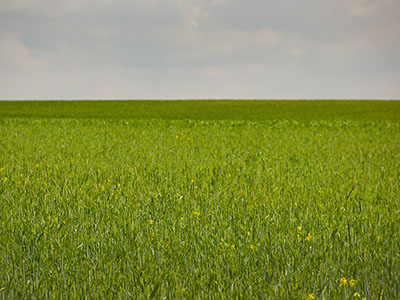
<box><xmin>1</xmin><ymin>100</ymin><xmax>399</xmax><ymax>299</ymax></box>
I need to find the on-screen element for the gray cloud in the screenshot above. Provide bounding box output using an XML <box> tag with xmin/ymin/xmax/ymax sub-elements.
<box><xmin>0</xmin><ymin>0</ymin><xmax>399</xmax><ymax>99</ymax></box>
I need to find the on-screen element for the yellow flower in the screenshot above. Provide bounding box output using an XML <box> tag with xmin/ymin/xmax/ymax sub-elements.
<box><xmin>0</xmin><ymin>168</ymin><xmax>4</xmax><ymax>172</ymax></box>
<box><xmin>149</xmin><ymin>219</ymin><xmax>154</xmax><ymax>225</ymax></box>
<box><xmin>305</xmin><ymin>233</ymin><xmax>311</xmax><ymax>241</ymax></box>
<box><xmin>307</xmin><ymin>293</ymin><xmax>315</xmax><ymax>300</ymax></box>
<box><xmin>349</xmin><ymin>279</ymin><xmax>356</xmax><ymax>287</ymax></box>
<box><xmin>249</xmin><ymin>244</ymin><xmax>254</xmax><ymax>250</ymax></box>
<box><xmin>180</xmin><ymin>216</ymin><xmax>184</xmax><ymax>221</ymax></box>
<box><xmin>339</xmin><ymin>277</ymin><xmax>347</xmax><ymax>287</ymax></box>
<box><xmin>117</xmin><ymin>183</ymin><xmax>121</xmax><ymax>187</ymax></box>
<box><xmin>362</xmin><ymin>298</ymin><xmax>367</xmax><ymax>300</ymax></box>
<box><xmin>230</xmin><ymin>244</ymin><xmax>235</xmax><ymax>250</ymax></box>
<box><xmin>377</xmin><ymin>236</ymin><xmax>382</xmax><ymax>242</ymax></box>
<box><xmin>101</xmin><ymin>185</ymin><xmax>105</xmax><ymax>191</ymax></box>
<box><xmin>228</xmin><ymin>174</ymin><xmax>231</xmax><ymax>177</ymax></box>
<box><xmin>220</xmin><ymin>238</ymin><xmax>224</xmax><ymax>243</ymax></box>
<box><xmin>35</xmin><ymin>164</ymin><xmax>39</xmax><ymax>168</ymax></box>
<box><xmin>247</xmin><ymin>231</ymin><xmax>251</xmax><ymax>236</ymax></box>
<box><xmin>192</xmin><ymin>211</ymin><xmax>200</xmax><ymax>216</ymax></box>
<box><xmin>3</xmin><ymin>177</ymin><xmax>7</xmax><ymax>182</ymax></box>
<box><xmin>297</xmin><ymin>226</ymin><xmax>302</xmax><ymax>232</ymax></box>
<box><xmin>175</xmin><ymin>135</ymin><xmax>179</xmax><ymax>139</ymax></box>
<box><xmin>353</xmin><ymin>292</ymin><xmax>361</xmax><ymax>298</ymax></box>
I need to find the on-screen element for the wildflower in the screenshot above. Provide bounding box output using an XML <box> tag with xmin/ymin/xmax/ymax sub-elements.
<box><xmin>149</xmin><ymin>219</ymin><xmax>154</xmax><ymax>225</ymax></box>
<box><xmin>297</xmin><ymin>226</ymin><xmax>302</xmax><ymax>232</ymax></box>
<box><xmin>192</xmin><ymin>211</ymin><xmax>200</xmax><ymax>216</ymax></box>
<box><xmin>247</xmin><ymin>231</ymin><xmax>251</xmax><ymax>236</ymax></box>
<box><xmin>339</xmin><ymin>277</ymin><xmax>347</xmax><ymax>287</ymax></box>
<box><xmin>307</xmin><ymin>293</ymin><xmax>315</xmax><ymax>300</ymax></box>
<box><xmin>349</xmin><ymin>279</ymin><xmax>356</xmax><ymax>287</ymax></box>
<box><xmin>54</xmin><ymin>217</ymin><xmax>58</xmax><ymax>223</ymax></box>
<box><xmin>180</xmin><ymin>216</ymin><xmax>184</xmax><ymax>221</ymax></box>
<box><xmin>362</xmin><ymin>298</ymin><xmax>366</xmax><ymax>300</ymax></box>
<box><xmin>220</xmin><ymin>238</ymin><xmax>224</xmax><ymax>243</ymax></box>
<box><xmin>353</xmin><ymin>292</ymin><xmax>361</xmax><ymax>298</ymax></box>
<box><xmin>377</xmin><ymin>236</ymin><xmax>382</xmax><ymax>242</ymax></box>
<box><xmin>228</xmin><ymin>174</ymin><xmax>231</xmax><ymax>177</ymax></box>
<box><xmin>3</xmin><ymin>177</ymin><xmax>7</xmax><ymax>182</ymax></box>
<box><xmin>35</xmin><ymin>164</ymin><xmax>39</xmax><ymax>168</ymax></box>
<box><xmin>249</xmin><ymin>244</ymin><xmax>254</xmax><ymax>250</ymax></box>
<box><xmin>117</xmin><ymin>183</ymin><xmax>121</xmax><ymax>187</ymax></box>
<box><xmin>231</xmin><ymin>244</ymin><xmax>235</xmax><ymax>250</ymax></box>
<box><xmin>305</xmin><ymin>233</ymin><xmax>311</xmax><ymax>241</ymax></box>
<box><xmin>175</xmin><ymin>135</ymin><xmax>179</xmax><ymax>139</ymax></box>
<box><xmin>191</xmin><ymin>179</ymin><xmax>195</xmax><ymax>183</ymax></box>
<box><xmin>0</xmin><ymin>168</ymin><xmax>3</xmax><ymax>172</ymax></box>
<box><xmin>101</xmin><ymin>185</ymin><xmax>105</xmax><ymax>191</ymax></box>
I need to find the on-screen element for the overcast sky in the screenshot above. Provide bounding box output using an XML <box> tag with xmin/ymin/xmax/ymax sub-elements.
<box><xmin>0</xmin><ymin>0</ymin><xmax>399</xmax><ymax>99</ymax></box>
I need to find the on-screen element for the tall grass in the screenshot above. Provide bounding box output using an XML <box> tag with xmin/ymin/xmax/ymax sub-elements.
<box><xmin>1</xmin><ymin>117</ymin><xmax>399</xmax><ymax>299</ymax></box>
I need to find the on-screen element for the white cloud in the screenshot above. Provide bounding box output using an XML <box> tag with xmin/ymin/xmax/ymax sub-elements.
<box><xmin>0</xmin><ymin>33</ymin><xmax>40</xmax><ymax>67</ymax></box>
<box><xmin>287</xmin><ymin>48</ymin><xmax>307</xmax><ymax>57</ymax></box>
<box><xmin>168</xmin><ymin>0</ymin><xmax>231</xmax><ymax>29</ymax></box>
<box><xmin>0</xmin><ymin>0</ymin><xmax>129</xmax><ymax>16</ymax></box>
<box><xmin>347</xmin><ymin>0</ymin><xmax>379</xmax><ymax>16</ymax></box>
<box><xmin>168</xmin><ymin>28</ymin><xmax>280</xmax><ymax>65</ymax></box>
<box><xmin>0</xmin><ymin>0</ymin><xmax>399</xmax><ymax>99</ymax></box>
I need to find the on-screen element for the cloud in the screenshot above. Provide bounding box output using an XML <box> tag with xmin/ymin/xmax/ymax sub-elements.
<box><xmin>0</xmin><ymin>0</ymin><xmax>399</xmax><ymax>99</ymax></box>
<box><xmin>0</xmin><ymin>0</ymin><xmax>125</xmax><ymax>16</ymax></box>
<box><xmin>0</xmin><ymin>33</ymin><xmax>41</xmax><ymax>67</ymax></box>
<box><xmin>347</xmin><ymin>0</ymin><xmax>379</xmax><ymax>17</ymax></box>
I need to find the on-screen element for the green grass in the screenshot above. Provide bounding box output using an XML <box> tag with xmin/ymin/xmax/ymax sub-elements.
<box><xmin>0</xmin><ymin>100</ymin><xmax>400</xmax><ymax>121</ymax></box>
<box><xmin>1</xmin><ymin>101</ymin><xmax>400</xmax><ymax>299</ymax></box>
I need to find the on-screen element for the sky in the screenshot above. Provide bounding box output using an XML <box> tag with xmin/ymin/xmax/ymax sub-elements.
<box><xmin>0</xmin><ymin>0</ymin><xmax>399</xmax><ymax>100</ymax></box>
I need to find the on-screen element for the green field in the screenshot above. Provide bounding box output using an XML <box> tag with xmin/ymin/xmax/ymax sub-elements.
<box><xmin>1</xmin><ymin>100</ymin><xmax>400</xmax><ymax>121</ymax></box>
<box><xmin>1</xmin><ymin>101</ymin><xmax>399</xmax><ymax>299</ymax></box>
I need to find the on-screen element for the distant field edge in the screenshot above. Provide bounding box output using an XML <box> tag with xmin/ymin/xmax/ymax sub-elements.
<box><xmin>0</xmin><ymin>100</ymin><xmax>399</xmax><ymax>121</ymax></box>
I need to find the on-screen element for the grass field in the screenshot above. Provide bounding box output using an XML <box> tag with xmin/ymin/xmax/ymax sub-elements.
<box><xmin>1</xmin><ymin>100</ymin><xmax>400</xmax><ymax>121</ymax></box>
<box><xmin>1</xmin><ymin>101</ymin><xmax>399</xmax><ymax>299</ymax></box>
